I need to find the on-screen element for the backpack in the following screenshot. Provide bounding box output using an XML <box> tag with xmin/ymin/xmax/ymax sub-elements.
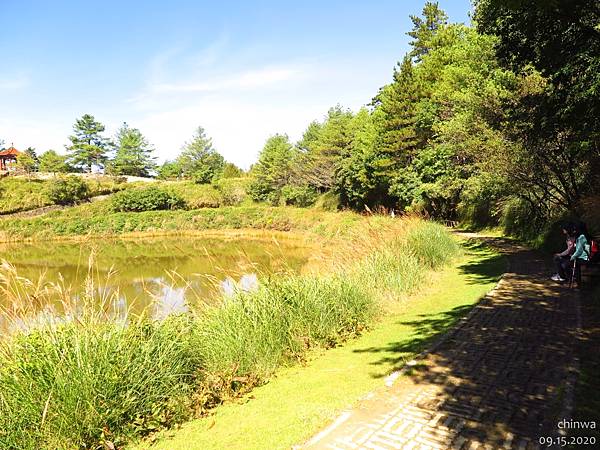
<box><xmin>589</xmin><ymin>239</ymin><xmax>599</xmax><ymax>263</ymax></box>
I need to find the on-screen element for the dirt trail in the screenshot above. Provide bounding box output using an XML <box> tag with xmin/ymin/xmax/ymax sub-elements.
<box><xmin>301</xmin><ymin>238</ymin><xmax>580</xmax><ymax>450</ymax></box>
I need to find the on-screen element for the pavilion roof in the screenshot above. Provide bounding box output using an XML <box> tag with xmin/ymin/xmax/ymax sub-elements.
<box><xmin>0</xmin><ymin>146</ymin><xmax>21</xmax><ymax>157</ymax></box>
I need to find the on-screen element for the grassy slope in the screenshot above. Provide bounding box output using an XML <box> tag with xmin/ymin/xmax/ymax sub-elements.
<box><xmin>0</xmin><ymin>203</ymin><xmax>370</xmax><ymax>242</ymax></box>
<box><xmin>0</xmin><ymin>177</ymin><xmax>247</xmax><ymax>218</ymax></box>
<box><xmin>0</xmin><ymin>177</ymin><xmax>126</xmax><ymax>214</ymax></box>
<box><xmin>133</xmin><ymin>242</ymin><xmax>505</xmax><ymax>450</ymax></box>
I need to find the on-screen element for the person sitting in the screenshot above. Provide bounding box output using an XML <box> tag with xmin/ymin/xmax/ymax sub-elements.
<box><xmin>569</xmin><ymin>222</ymin><xmax>592</xmax><ymax>285</ymax></box>
<box><xmin>551</xmin><ymin>223</ymin><xmax>576</xmax><ymax>282</ymax></box>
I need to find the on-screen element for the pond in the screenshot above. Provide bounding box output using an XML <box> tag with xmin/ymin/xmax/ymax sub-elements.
<box><xmin>0</xmin><ymin>235</ymin><xmax>315</xmax><ymax>332</ymax></box>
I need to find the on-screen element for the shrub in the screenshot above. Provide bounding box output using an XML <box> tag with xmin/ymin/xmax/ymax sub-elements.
<box><xmin>500</xmin><ymin>196</ymin><xmax>547</xmax><ymax>241</ymax></box>
<box><xmin>280</xmin><ymin>185</ymin><xmax>318</xmax><ymax>207</ymax></box>
<box><xmin>110</xmin><ymin>176</ymin><xmax>128</xmax><ymax>185</ymax></box>
<box><xmin>185</xmin><ymin>188</ymin><xmax>222</xmax><ymax>209</ymax></box>
<box><xmin>186</xmin><ymin>197</ymin><xmax>221</xmax><ymax>209</ymax></box>
<box><xmin>111</xmin><ymin>187</ymin><xmax>186</xmax><ymax>212</ymax></box>
<box><xmin>86</xmin><ymin>177</ymin><xmax>128</xmax><ymax>197</ymax></box>
<box><xmin>457</xmin><ymin>173</ymin><xmax>508</xmax><ymax>228</ymax></box>
<box><xmin>314</xmin><ymin>191</ymin><xmax>341</xmax><ymax>211</ymax></box>
<box><xmin>45</xmin><ymin>176</ymin><xmax>91</xmax><ymax>205</ymax></box>
<box><xmin>212</xmin><ymin>178</ymin><xmax>247</xmax><ymax>206</ymax></box>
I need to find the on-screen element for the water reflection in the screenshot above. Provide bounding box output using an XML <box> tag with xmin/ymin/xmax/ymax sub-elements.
<box><xmin>152</xmin><ymin>282</ymin><xmax>189</xmax><ymax>321</ymax></box>
<box><xmin>0</xmin><ymin>236</ymin><xmax>311</xmax><ymax>332</ymax></box>
<box><xmin>221</xmin><ymin>273</ymin><xmax>259</xmax><ymax>297</ymax></box>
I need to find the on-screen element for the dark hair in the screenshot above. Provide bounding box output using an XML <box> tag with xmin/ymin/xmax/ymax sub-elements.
<box><xmin>575</xmin><ymin>221</ymin><xmax>591</xmax><ymax>241</ymax></box>
<box><xmin>562</xmin><ymin>222</ymin><xmax>577</xmax><ymax>237</ymax></box>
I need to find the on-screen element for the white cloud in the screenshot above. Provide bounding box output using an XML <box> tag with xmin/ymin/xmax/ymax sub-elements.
<box><xmin>124</xmin><ymin>48</ymin><xmax>336</xmax><ymax>168</ymax></box>
<box><xmin>190</xmin><ymin>32</ymin><xmax>229</xmax><ymax>69</ymax></box>
<box><xmin>134</xmin><ymin>99</ymin><xmax>330</xmax><ymax>169</ymax></box>
<box><xmin>1</xmin><ymin>40</ymin><xmax>388</xmax><ymax>168</ymax></box>
<box><xmin>150</xmin><ymin>66</ymin><xmax>302</xmax><ymax>94</ymax></box>
<box><xmin>127</xmin><ymin>58</ymin><xmax>312</xmax><ymax>112</ymax></box>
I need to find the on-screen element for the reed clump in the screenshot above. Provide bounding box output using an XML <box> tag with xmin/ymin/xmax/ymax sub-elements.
<box><xmin>0</xmin><ymin>219</ymin><xmax>460</xmax><ymax>449</ymax></box>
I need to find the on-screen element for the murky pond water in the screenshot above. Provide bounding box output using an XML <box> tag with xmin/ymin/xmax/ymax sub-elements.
<box><xmin>0</xmin><ymin>235</ymin><xmax>314</xmax><ymax>331</ymax></box>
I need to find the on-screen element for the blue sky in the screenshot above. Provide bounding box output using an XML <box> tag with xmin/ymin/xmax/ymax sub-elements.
<box><xmin>0</xmin><ymin>0</ymin><xmax>471</xmax><ymax>168</ymax></box>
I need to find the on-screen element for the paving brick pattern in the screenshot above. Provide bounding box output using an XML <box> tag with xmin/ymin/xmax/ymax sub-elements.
<box><xmin>302</xmin><ymin>241</ymin><xmax>579</xmax><ymax>450</ymax></box>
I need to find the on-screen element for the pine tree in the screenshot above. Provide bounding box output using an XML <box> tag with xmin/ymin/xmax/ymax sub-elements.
<box><xmin>373</xmin><ymin>56</ymin><xmax>422</xmax><ymax>177</ymax></box>
<box><xmin>407</xmin><ymin>2</ymin><xmax>448</xmax><ymax>62</ymax></box>
<box><xmin>372</xmin><ymin>3</ymin><xmax>448</xmax><ymax>176</ymax></box>
<box><xmin>16</xmin><ymin>153</ymin><xmax>37</xmax><ymax>175</ymax></box>
<box><xmin>24</xmin><ymin>147</ymin><xmax>39</xmax><ymax>171</ymax></box>
<box><xmin>66</xmin><ymin>114</ymin><xmax>110</xmax><ymax>173</ymax></box>
<box><xmin>335</xmin><ymin>108</ymin><xmax>386</xmax><ymax>207</ymax></box>
<box><xmin>222</xmin><ymin>162</ymin><xmax>243</xmax><ymax>178</ymax></box>
<box><xmin>293</xmin><ymin>106</ymin><xmax>354</xmax><ymax>191</ymax></box>
<box><xmin>110</xmin><ymin>123</ymin><xmax>156</xmax><ymax>177</ymax></box>
<box><xmin>24</xmin><ymin>147</ymin><xmax>38</xmax><ymax>161</ymax></box>
<box><xmin>177</xmin><ymin>126</ymin><xmax>225</xmax><ymax>183</ymax></box>
<box><xmin>157</xmin><ymin>161</ymin><xmax>183</xmax><ymax>180</ymax></box>
<box><xmin>248</xmin><ymin>134</ymin><xmax>296</xmax><ymax>202</ymax></box>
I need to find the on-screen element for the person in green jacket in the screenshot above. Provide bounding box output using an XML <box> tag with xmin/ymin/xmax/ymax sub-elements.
<box><xmin>570</xmin><ymin>222</ymin><xmax>591</xmax><ymax>284</ymax></box>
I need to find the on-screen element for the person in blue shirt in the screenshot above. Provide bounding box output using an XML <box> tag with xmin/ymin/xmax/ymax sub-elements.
<box><xmin>569</xmin><ymin>222</ymin><xmax>591</xmax><ymax>284</ymax></box>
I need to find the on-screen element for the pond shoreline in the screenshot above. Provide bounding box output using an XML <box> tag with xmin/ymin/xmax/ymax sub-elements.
<box><xmin>0</xmin><ymin>233</ymin><xmax>319</xmax><ymax>334</ymax></box>
<box><xmin>0</xmin><ymin>227</ymin><xmax>318</xmax><ymax>245</ymax></box>
<box><xmin>0</xmin><ymin>219</ymin><xmax>460</xmax><ymax>449</ymax></box>
<box><xmin>0</xmin><ymin>205</ymin><xmax>372</xmax><ymax>243</ymax></box>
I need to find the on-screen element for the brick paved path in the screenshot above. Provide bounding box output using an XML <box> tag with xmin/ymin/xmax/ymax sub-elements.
<box><xmin>301</xmin><ymin>239</ymin><xmax>580</xmax><ymax>450</ymax></box>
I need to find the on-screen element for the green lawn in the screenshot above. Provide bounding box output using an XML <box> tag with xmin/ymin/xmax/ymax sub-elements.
<box><xmin>131</xmin><ymin>240</ymin><xmax>505</xmax><ymax>450</ymax></box>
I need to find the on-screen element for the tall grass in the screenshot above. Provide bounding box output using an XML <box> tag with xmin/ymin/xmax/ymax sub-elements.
<box><xmin>0</xmin><ymin>316</ymin><xmax>200</xmax><ymax>449</ymax></box>
<box><xmin>0</xmin><ymin>219</ymin><xmax>459</xmax><ymax>449</ymax></box>
<box><xmin>198</xmin><ymin>275</ymin><xmax>375</xmax><ymax>379</ymax></box>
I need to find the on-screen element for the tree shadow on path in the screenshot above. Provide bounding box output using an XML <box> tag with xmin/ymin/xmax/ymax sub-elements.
<box><xmin>352</xmin><ymin>237</ymin><xmax>580</xmax><ymax>447</ymax></box>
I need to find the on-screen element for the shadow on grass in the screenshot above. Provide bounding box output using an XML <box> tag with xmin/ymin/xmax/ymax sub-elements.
<box><xmin>354</xmin><ymin>304</ymin><xmax>474</xmax><ymax>377</ymax></box>
<box><xmin>459</xmin><ymin>242</ymin><xmax>506</xmax><ymax>285</ymax></box>
<box><xmin>354</xmin><ymin>238</ymin><xmax>507</xmax><ymax>376</ymax></box>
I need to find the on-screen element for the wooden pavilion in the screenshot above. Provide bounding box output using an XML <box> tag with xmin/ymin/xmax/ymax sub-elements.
<box><xmin>0</xmin><ymin>145</ymin><xmax>21</xmax><ymax>171</ymax></box>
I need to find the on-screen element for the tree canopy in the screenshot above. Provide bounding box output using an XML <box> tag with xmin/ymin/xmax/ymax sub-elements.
<box><xmin>66</xmin><ymin>114</ymin><xmax>110</xmax><ymax>173</ymax></box>
<box><xmin>248</xmin><ymin>134</ymin><xmax>297</xmax><ymax>204</ymax></box>
<box><xmin>109</xmin><ymin>123</ymin><xmax>156</xmax><ymax>177</ymax></box>
<box><xmin>475</xmin><ymin>0</ymin><xmax>600</xmax><ymax>218</ymax></box>
<box><xmin>242</xmin><ymin>0</ymin><xmax>598</xmax><ymax>237</ymax></box>
<box><xmin>39</xmin><ymin>150</ymin><xmax>70</xmax><ymax>174</ymax></box>
<box><xmin>177</xmin><ymin>127</ymin><xmax>225</xmax><ymax>184</ymax></box>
